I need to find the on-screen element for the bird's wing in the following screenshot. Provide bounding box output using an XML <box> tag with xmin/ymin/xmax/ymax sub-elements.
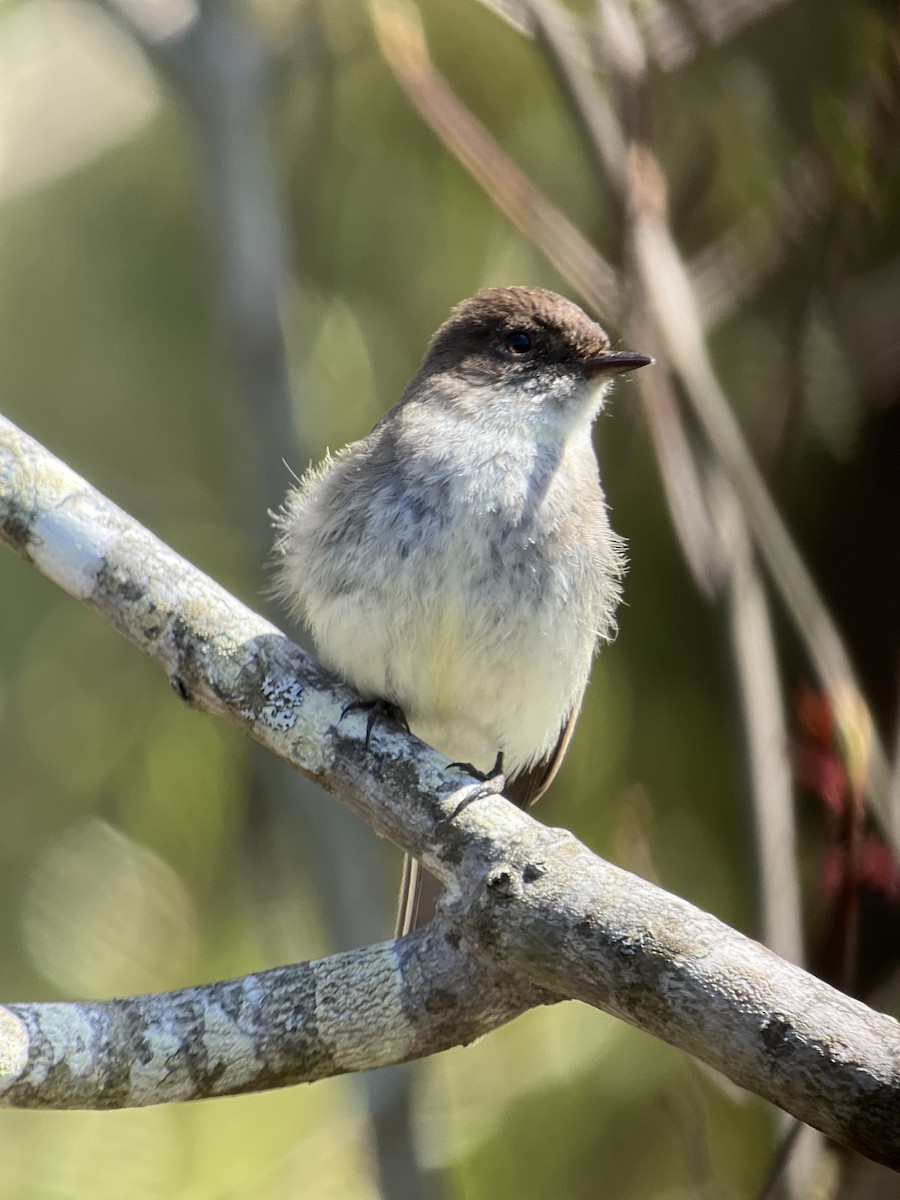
<box><xmin>503</xmin><ymin>704</ymin><xmax>580</xmax><ymax>810</ymax></box>
<box><xmin>395</xmin><ymin>704</ymin><xmax>581</xmax><ymax>935</ymax></box>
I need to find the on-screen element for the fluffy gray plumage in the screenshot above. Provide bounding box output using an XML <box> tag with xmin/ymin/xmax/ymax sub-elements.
<box><xmin>272</xmin><ymin>287</ymin><xmax>651</xmax><ymax>928</ymax></box>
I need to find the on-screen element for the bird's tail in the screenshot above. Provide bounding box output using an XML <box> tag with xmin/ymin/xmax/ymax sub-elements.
<box><xmin>395</xmin><ymin>854</ymin><xmax>424</xmax><ymax>937</ymax></box>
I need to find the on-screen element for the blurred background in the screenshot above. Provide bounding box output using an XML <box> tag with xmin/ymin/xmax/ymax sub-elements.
<box><xmin>0</xmin><ymin>0</ymin><xmax>898</xmax><ymax>1197</ymax></box>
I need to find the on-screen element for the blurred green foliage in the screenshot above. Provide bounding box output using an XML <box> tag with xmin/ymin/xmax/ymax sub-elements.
<box><xmin>0</xmin><ymin>0</ymin><xmax>898</xmax><ymax>1196</ymax></box>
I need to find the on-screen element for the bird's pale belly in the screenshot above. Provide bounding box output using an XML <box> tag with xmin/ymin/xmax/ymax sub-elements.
<box><xmin>315</xmin><ymin>583</ymin><xmax>591</xmax><ymax>776</ymax></box>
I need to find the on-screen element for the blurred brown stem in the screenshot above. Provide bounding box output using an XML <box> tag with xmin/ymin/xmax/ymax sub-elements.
<box><xmin>372</xmin><ymin>0</ymin><xmax>619</xmax><ymax>321</ymax></box>
<box><xmin>372</xmin><ymin>0</ymin><xmax>894</xmax><ymax>850</ymax></box>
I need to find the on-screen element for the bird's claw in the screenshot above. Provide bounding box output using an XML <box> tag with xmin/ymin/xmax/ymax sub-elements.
<box><xmin>341</xmin><ymin>697</ymin><xmax>410</xmax><ymax>749</ymax></box>
<box><xmin>443</xmin><ymin>751</ymin><xmax>506</xmax><ymax>823</ymax></box>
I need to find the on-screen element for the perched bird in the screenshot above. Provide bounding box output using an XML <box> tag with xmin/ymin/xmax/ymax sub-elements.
<box><xmin>273</xmin><ymin>286</ymin><xmax>651</xmax><ymax>931</ymax></box>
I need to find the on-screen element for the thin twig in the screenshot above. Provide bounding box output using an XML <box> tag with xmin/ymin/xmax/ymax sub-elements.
<box><xmin>472</xmin><ymin>0</ymin><xmax>794</xmax><ymax>72</ymax></box>
<box><xmin>531</xmin><ymin>0</ymin><xmax>893</xmax><ymax>845</ymax></box>
<box><xmin>710</xmin><ymin>470</ymin><xmax>804</xmax><ymax>967</ymax></box>
<box><xmin>623</xmin><ymin>140</ymin><xmax>893</xmax><ymax>842</ymax></box>
<box><xmin>371</xmin><ymin>0</ymin><xmax>619</xmax><ymax>322</ymax></box>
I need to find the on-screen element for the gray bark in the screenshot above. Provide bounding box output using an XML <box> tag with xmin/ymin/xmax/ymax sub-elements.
<box><xmin>1</xmin><ymin>414</ymin><xmax>898</xmax><ymax>1170</ymax></box>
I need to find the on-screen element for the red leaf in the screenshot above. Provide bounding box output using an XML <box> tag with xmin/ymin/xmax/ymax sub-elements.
<box><xmin>793</xmin><ymin>744</ymin><xmax>847</xmax><ymax>817</ymax></box>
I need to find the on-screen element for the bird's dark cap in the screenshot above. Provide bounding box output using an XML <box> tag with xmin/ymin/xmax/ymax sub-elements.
<box><xmin>424</xmin><ymin>286</ymin><xmax>652</xmax><ymax>376</ymax></box>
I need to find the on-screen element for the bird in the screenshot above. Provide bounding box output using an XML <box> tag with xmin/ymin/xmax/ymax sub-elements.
<box><xmin>272</xmin><ymin>286</ymin><xmax>651</xmax><ymax>932</ymax></box>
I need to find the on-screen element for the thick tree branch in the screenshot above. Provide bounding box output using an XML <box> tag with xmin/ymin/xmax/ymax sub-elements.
<box><xmin>1</xmin><ymin>414</ymin><xmax>899</xmax><ymax>1170</ymax></box>
<box><xmin>0</xmin><ymin>929</ymin><xmax>540</xmax><ymax>1109</ymax></box>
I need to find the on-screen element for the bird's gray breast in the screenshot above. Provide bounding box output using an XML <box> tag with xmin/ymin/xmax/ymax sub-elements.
<box><xmin>386</xmin><ymin>437</ymin><xmax>606</xmax><ymax>609</ymax></box>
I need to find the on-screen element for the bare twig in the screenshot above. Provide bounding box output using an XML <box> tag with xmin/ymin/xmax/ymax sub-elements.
<box><xmin>472</xmin><ymin>0</ymin><xmax>794</xmax><ymax>73</ymax></box>
<box><xmin>375</xmin><ymin>0</ymin><xmax>892</xmax><ymax>845</ymax></box>
<box><xmin>627</xmin><ymin>315</ymin><xmax>723</xmax><ymax>597</ymax></box>
<box><xmin>710</xmin><ymin>471</ymin><xmax>803</xmax><ymax>967</ymax></box>
<box><xmin>526</xmin><ymin>0</ymin><xmax>626</xmax><ymax>192</ymax></box>
<box><xmin>640</xmin><ymin>0</ymin><xmax>793</xmax><ymax>71</ymax></box>
<box><xmin>586</xmin><ymin>0</ymin><xmax>805</xmax><ymax>973</ymax></box>
<box><xmin>363</xmin><ymin>31</ymin><xmax>887</xmax><ymax>1184</ymax></box>
<box><xmin>602</xmin><ymin>34</ymin><xmax>808</xmax><ymax>1169</ymax></box>
<box><xmin>371</xmin><ymin>0</ymin><xmax>619</xmax><ymax>322</ymax></box>
<box><xmin>622</xmin><ymin>141</ymin><xmax>892</xmax><ymax>841</ymax></box>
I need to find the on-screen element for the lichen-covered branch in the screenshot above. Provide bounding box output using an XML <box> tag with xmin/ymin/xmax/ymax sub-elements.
<box><xmin>1</xmin><ymin>415</ymin><xmax>899</xmax><ymax>1170</ymax></box>
<box><xmin>0</xmin><ymin>929</ymin><xmax>539</xmax><ymax>1110</ymax></box>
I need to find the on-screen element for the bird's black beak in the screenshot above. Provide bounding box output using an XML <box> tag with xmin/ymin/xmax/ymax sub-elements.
<box><xmin>582</xmin><ymin>351</ymin><xmax>654</xmax><ymax>378</ymax></box>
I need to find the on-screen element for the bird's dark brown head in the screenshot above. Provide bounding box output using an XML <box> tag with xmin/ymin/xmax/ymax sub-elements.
<box><xmin>422</xmin><ymin>287</ymin><xmax>651</xmax><ymax>383</ymax></box>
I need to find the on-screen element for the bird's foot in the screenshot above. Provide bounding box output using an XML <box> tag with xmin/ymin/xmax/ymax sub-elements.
<box><xmin>446</xmin><ymin>749</ymin><xmax>505</xmax><ymax>785</ymax></box>
<box><xmin>443</xmin><ymin>751</ymin><xmax>506</xmax><ymax>823</ymax></box>
<box><xmin>341</xmin><ymin>697</ymin><xmax>410</xmax><ymax>749</ymax></box>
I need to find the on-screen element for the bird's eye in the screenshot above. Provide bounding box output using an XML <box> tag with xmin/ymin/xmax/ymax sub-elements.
<box><xmin>504</xmin><ymin>330</ymin><xmax>533</xmax><ymax>355</ymax></box>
